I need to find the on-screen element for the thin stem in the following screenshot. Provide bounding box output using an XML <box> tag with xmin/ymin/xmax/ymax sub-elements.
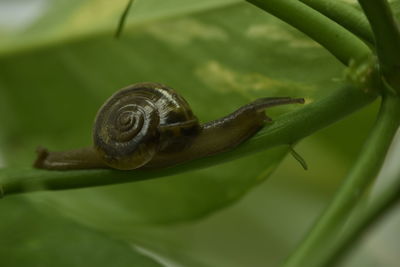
<box><xmin>246</xmin><ymin>0</ymin><xmax>370</xmax><ymax>65</ymax></box>
<box><xmin>114</xmin><ymin>0</ymin><xmax>134</xmax><ymax>39</ymax></box>
<box><xmin>290</xmin><ymin>147</ymin><xmax>308</xmax><ymax>170</ymax></box>
<box><xmin>299</xmin><ymin>0</ymin><xmax>373</xmax><ymax>45</ymax></box>
<box><xmin>283</xmin><ymin>95</ymin><xmax>400</xmax><ymax>267</ymax></box>
<box><xmin>0</xmin><ymin>83</ymin><xmax>377</xmax><ymax>197</ymax></box>
<box><xmin>325</xmin><ymin>150</ymin><xmax>400</xmax><ymax>267</ymax></box>
<box><xmin>358</xmin><ymin>0</ymin><xmax>400</xmax><ymax>93</ymax></box>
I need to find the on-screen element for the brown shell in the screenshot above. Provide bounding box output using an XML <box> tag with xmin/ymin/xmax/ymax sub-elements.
<box><xmin>93</xmin><ymin>82</ymin><xmax>199</xmax><ymax>170</ymax></box>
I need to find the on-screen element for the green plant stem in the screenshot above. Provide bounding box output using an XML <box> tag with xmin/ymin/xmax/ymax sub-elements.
<box><xmin>114</xmin><ymin>0</ymin><xmax>135</xmax><ymax>38</ymax></box>
<box><xmin>358</xmin><ymin>0</ymin><xmax>400</xmax><ymax>93</ymax></box>
<box><xmin>324</xmin><ymin>155</ymin><xmax>400</xmax><ymax>267</ymax></box>
<box><xmin>283</xmin><ymin>95</ymin><xmax>400</xmax><ymax>267</ymax></box>
<box><xmin>246</xmin><ymin>0</ymin><xmax>370</xmax><ymax>65</ymax></box>
<box><xmin>299</xmin><ymin>0</ymin><xmax>373</xmax><ymax>45</ymax></box>
<box><xmin>0</xmin><ymin>83</ymin><xmax>377</xmax><ymax>197</ymax></box>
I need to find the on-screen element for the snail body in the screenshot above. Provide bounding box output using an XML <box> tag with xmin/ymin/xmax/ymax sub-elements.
<box><xmin>34</xmin><ymin>82</ymin><xmax>304</xmax><ymax>170</ymax></box>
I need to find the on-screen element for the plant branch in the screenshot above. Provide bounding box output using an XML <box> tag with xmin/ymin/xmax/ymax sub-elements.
<box><xmin>299</xmin><ymin>0</ymin><xmax>373</xmax><ymax>45</ymax></box>
<box><xmin>246</xmin><ymin>0</ymin><xmax>370</xmax><ymax>65</ymax></box>
<box><xmin>283</xmin><ymin>94</ymin><xmax>400</xmax><ymax>267</ymax></box>
<box><xmin>324</xmin><ymin>136</ymin><xmax>400</xmax><ymax>267</ymax></box>
<box><xmin>358</xmin><ymin>0</ymin><xmax>400</xmax><ymax>93</ymax></box>
<box><xmin>115</xmin><ymin>0</ymin><xmax>134</xmax><ymax>39</ymax></box>
<box><xmin>0</xmin><ymin>83</ymin><xmax>377</xmax><ymax>197</ymax></box>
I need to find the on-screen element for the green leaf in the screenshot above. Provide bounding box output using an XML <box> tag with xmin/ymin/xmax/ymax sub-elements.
<box><xmin>0</xmin><ymin>197</ymin><xmax>163</xmax><ymax>267</ymax></box>
<box><xmin>2</xmin><ymin>1</ymin><xmax>397</xmax><ymax>266</ymax></box>
<box><xmin>0</xmin><ymin>1</ymin><xmax>344</xmax><ymax>229</ymax></box>
<box><xmin>0</xmin><ymin>0</ymin><xmax>240</xmax><ymax>54</ymax></box>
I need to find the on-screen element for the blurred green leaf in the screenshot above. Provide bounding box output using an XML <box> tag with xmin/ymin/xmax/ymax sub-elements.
<box><xmin>0</xmin><ymin>197</ymin><xmax>163</xmax><ymax>267</ymax></box>
<box><xmin>1</xmin><ymin>1</ymin><xmax>399</xmax><ymax>267</ymax></box>
<box><xmin>0</xmin><ymin>2</ymin><xmax>344</xmax><ymax>228</ymax></box>
<box><xmin>0</xmin><ymin>0</ymin><xmax>240</xmax><ymax>53</ymax></box>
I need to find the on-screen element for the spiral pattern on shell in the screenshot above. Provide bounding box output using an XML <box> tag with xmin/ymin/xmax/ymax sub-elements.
<box><xmin>93</xmin><ymin>82</ymin><xmax>198</xmax><ymax>170</ymax></box>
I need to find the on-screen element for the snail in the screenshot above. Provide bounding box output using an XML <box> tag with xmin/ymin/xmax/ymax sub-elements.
<box><xmin>34</xmin><ymin>82</ymin><xmax>304</xmax><ymax>170</ymax></box>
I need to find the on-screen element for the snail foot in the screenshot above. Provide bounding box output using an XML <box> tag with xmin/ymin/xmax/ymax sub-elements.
<box><xmin>33</xmin><ymin>146</ymin><xmax>49</xmax><ymax>169</ymax></box>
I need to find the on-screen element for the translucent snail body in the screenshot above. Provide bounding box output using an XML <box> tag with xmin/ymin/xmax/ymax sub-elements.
<box><xmin>34</xmin><ymin>82</ymin><xmax>304</xmax><ymax>170</ymax></box>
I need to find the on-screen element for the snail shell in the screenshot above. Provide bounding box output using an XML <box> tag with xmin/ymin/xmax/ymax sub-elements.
<box><xmin>34</xmin><ymin>83</ymin><xmax>304</xmax><ymax>171</ymax></box>
<box><xmin>93</xmin><ymin>83</ymin><xmax>199</xmax><ymax>170</ymax></box>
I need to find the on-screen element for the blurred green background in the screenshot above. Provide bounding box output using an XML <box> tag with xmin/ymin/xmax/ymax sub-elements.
<box><xmin>0</xmin><ymin>0</ymin><xmax>399</xmax><ymax>266</ymax></box>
